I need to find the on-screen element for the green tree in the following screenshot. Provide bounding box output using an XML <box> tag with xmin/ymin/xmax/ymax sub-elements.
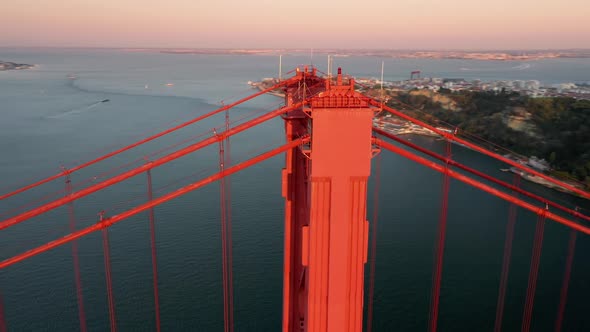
<box><xmin>549</xmin><ymin>151</ymin><xmax>557</xmax><ymax>164</ymax></box>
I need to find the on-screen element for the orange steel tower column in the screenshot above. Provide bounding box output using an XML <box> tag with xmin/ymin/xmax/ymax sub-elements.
<box><xmin>304</xmin><ymin>68</ymin><xmax>374</xmax><ymax>332</ymax></box>
<box><xmin>282</xmin><ymin>67</ymin><xmax>325</xmax><ymax>332</ymax></box>
<box><xmin>282</xmin><ymin>96</ymin><xmax>311</xmax><ymax>332</ymax></box>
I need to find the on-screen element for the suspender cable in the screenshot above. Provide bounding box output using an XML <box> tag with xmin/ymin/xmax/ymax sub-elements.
<box><xmin>65</xmin><ymin>171</ymin><xmax>87</xmax><ymax>332</ymax></box>
<box><xmin>217</xmin><ymin>132</ymin><xmax>232</xmax><ymax>332</ymax></box>
<box><xmin>494</xmin><ymin>174</ymin><xmax>521</xmax><ymax>332</ymax></box>
<box><xmin>428</xmin><ymin>140</ymin><xmax>452</xmax><ymax>332</ymax></box>
<box><xmin>100</xmin><ymin>212</ymin><xmax>117</xmax><ymax>332</ymax></box>
<box><xmin>224</xmin><ymin>109</ymin><xmax>235</xmax><ymax>332</ymax></box>
<box><xmin>555</xmin><ymin>229</ymin><xmax>577</xmax><ymax>332</ymax></box>
<box><xmin>366</xmin><ymin>150</ymin><xmax>382</xmax><ymax>332</ymax></box>
<box><xmin>0</xmin><ymin>290</ymin><xmax>6</xmax><ymax>332</ymax></box>
<box><xmin>521</xmin><ymin>212</ymin><xmax>546</xmax><ymax>332</ymax></box>
<box><xmin>146</xmin><ymin>169</ymin><xmax>161</xmax><ymax>332</ymax></box>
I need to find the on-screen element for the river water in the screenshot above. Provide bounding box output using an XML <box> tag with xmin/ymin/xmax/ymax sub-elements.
<box><xmin>1</xmin><ymin>48</ymin><xmax>590</xmax><ymax>331</ymax></box>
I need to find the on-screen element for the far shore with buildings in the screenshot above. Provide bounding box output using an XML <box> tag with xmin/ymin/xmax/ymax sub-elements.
<box><xmin>250</xmin><ymin>74</ymin><xmax>590</xmax><ymax>103</ymax></box>
<box><xmin>154</xmin><ymin>48</ymin><xmax>590</xmax><ymax>61</ymax></box>
<box><xmin>357</xmin><ymin>76</ymin><xmax>590</xmax><ymax>101</ymax></box>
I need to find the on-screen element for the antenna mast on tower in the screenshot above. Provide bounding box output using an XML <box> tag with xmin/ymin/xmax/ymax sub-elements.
<box><xmin>380</xmin><ymin>61</ymin><xmax>384</xmax><ymax>97</ymax></box>
<box><xmin>327</xmin><ymin>55</ymin><xmax>332</xmax><ymax>79</ymax></box>
<box><xmin>279</xmin><ymin>54</ymin><xmax>282</xmax><ymax>81</ymax></box>
<box><xmin>380</xmin><ymin>61</ymin><xmax>385</xmax><ymax>110</ymax></box>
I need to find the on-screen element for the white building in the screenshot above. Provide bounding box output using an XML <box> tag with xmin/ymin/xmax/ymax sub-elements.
<box><xmin>528</xmin><ymin>156</ymin><xmax>550</xmax><ymax>171</ymax></box>
<box><xmin>525</xmin><ymin>80</ymin><xmax>540</xmax><ymax>90</ymax></box>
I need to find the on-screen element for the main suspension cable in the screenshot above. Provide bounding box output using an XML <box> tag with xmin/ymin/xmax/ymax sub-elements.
<box><xmin>0</xmin><ymin>137</ymin><xmax>309</xmax><ymax>270</ymax></box>
<box><xmin>372</xmin><ymin>127</ymin><xmax>590</xmax><ymax>223</ymax></box>
<box><xmin>0</xmin><ymin>102</ymin><xmax>306</xmax><ymax>231</ymax></box>
<box><xmin>373</xmin><ymin>101</ymin><xmax>590</xmax><ymax>200</ymax></box>
<box><xmin>0</xmin><ymin>78</ymin><xmax>297</xmax><ymax>201</ymax></box>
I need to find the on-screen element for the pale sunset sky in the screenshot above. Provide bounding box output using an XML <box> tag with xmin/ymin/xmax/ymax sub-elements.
<box><xmin>1</xmin><ymin>0</ymin><xmax>588</xmax><ymax>49</ymax></box>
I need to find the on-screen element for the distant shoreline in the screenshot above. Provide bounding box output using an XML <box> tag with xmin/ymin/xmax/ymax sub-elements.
<box><xmin>152</xmin><ymin>48</ymin><xmax>590</xmax><ymax>61</ymax></box>
<box><xmin>3</xmin><ymin>48</ymin><xmax>589</xmax><ymax>61</ymax></box>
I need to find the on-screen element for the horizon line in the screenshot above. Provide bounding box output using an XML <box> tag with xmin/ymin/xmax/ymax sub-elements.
<box><xmin>2</xmin><ymin>46</ymin><xmax>590</xmax><ymax>52</ymax></box>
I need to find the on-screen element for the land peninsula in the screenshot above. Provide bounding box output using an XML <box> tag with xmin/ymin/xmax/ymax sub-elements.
<box><xmin>0</xmin><ymin>61</ymin><xmax>34</xmax><ymax>71</ymax></box>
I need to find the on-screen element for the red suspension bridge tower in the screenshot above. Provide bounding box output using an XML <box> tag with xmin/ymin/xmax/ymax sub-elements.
<box><xmin>282</xmin><ymin>67</ymin><xmax>376</xmax><ymax>331</ymax></box>
<box><xmin>1</xmin><ymin>65</ymin><xmax>590</xmax><ymax>332</ymax></box>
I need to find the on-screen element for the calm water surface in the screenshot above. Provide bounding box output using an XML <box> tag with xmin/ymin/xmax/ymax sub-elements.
<box><xmin>1</xmin><ymin>49</ymin><xmax>590</xmax><ymax>331</ymax></box>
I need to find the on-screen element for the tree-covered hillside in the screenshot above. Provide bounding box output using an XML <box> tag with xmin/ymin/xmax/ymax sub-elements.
<box><xmin>388</xmin><ymin>90</ymin><xmax>590</xmax><ymax>185</ymax></box>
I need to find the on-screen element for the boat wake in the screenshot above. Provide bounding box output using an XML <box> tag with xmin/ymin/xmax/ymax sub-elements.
<box><xmin>460</xmin><ymin>63</ymin><xmax>532</xmax><ymax>72</ymax></box>
<box><xmin>511</xmin><ymin>63</ymin><xmax>531</xmax><ymax>70</ymax></box>
<box><xmin>46</xmin><ymin>99</ymin><xmax>109</xmax><ymax>119</ymax></box>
